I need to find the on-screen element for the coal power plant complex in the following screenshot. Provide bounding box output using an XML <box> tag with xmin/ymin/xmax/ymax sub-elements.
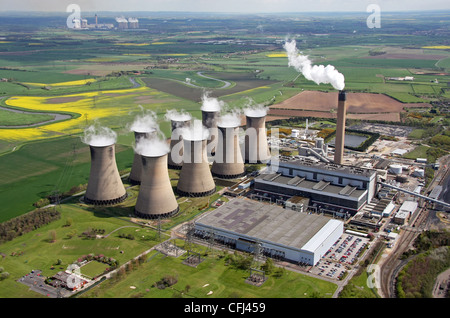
<box><xmin>76</xmin><ymin>73</ymin><xmax>440</xmax><ymax>272</ymax></box>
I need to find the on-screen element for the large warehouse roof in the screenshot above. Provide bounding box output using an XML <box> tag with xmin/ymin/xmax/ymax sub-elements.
<box><xmin>195</xmin><ymin>198</ymin><xmax>339</xmax><ymax>251</ymax></box>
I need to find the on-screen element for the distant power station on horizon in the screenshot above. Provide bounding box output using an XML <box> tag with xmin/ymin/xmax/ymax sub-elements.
<box><xmin>69</xmin><ymin>14</ymin><xmax>143</xmax><ymax>30</ymax></box>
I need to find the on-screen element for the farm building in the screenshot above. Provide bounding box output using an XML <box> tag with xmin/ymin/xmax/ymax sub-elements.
<box><xmin>194</xmin><ymin>198</ymin><xmax>343</xmax><ymax>265</ymax></box>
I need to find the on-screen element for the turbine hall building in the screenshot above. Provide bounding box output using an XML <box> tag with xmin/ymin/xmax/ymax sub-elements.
<box><xmin>194</xmin><ymin>198</ymin><xmax>343</xmax><ymax>265</ymax></box>
<box><xmin>253</xmin><ymin>157</ymin><xmax>378</xmax><ymax>215</ymax></box>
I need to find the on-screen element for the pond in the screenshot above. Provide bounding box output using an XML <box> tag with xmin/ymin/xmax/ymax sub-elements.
<box><xmin>329</xmin><ymin>133</ymin><xmax>369</xmax><ymax>148</ymax></box>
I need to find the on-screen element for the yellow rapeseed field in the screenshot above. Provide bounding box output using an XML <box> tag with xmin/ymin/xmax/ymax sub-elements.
<box><xmin>1</xmin><ymin>86</ymin><xmax>149</xmax><ymax>143</ymax></box>
<box><xmin>266</xmin><ymin>52</ymin><xmax>287</xmax><ymax>58</ymax></box>
<box><xmin>22</xmin><ymin>79</ymin><xmax>97</xmax><ymax>87</ymax></box>
<box><xmin>422</xmin><ymin>46</ymin><xmax>450</xmax><ymax>49</ymax></box>
<box><xmin>114</xmin><ymin>42</ymin><xmax>150</xmax><ymax>46</ymax></box>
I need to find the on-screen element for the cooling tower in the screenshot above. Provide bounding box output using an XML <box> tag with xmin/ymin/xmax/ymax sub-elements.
<box><xmin>134</xmin><ymin>153</ymin><xmax>179</xmax><ymax>219</ymax></box>
<box><xmin>129</xmin><ymin>130</ymin><xmax>156</xmax><ymax>185</ymax></box>
<box><xmin>211</xmin><ymin>125</ymin><xmax>245</xmax><ymax>179</ymax></box>
<box><xmin>84</xmin><ymin>144</ymin><xmax>127</xmax><ymax>205</ymax></box>
<box><xmin>334</xmin><ymin>90</ymin><xmax>347</xmax><ymax>165</ymax></box>
<box><xmin>168</xmin><ymin>119</ymin><xmax>191</xmax><ymax>169</ymax></box>
<box><xmin>244</xmin><ymin>115</ymin><xmax>270</xmax><ymax>163</ymax></box>
<box><xmin>177</xmin><ymin>138</ymin><xmax>216</xmax><ymax>197</ymax></box>
<box><xmin>202</xmin><ymin>110</ymin><xmax>219</xmax><ymax>155</ymax></box>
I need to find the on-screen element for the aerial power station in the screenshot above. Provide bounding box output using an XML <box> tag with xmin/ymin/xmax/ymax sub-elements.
<box><xmin>79</xmin><ymin>86</ymin><xmax>442</xmax><ymax>267</ymax></box>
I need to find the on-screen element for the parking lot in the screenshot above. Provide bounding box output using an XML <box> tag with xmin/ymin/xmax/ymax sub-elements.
<box><xmin>17</xmin><ymin>269</ymin><xmax>71</xmax><ymax>298</ymax></box>
<box><xmin>310</xmin><ymin>234</ymin><xmax>370</xmax><ymax>280</ymax></box>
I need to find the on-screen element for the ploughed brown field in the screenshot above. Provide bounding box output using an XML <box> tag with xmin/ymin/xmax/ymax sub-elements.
<box><xmin>267</xmin><ymin>90</ymin><xmax>431</xmax><ymax>122</ymax></box>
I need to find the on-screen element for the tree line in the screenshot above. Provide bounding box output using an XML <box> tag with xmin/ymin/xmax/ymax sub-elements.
<box><xmin>0</xmin><ymin>208</ymin><xmax>61</xmax><ymax>244</ymax></box>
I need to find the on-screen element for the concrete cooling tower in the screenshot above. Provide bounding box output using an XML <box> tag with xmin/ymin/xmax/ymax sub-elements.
<box><xmin>202</xmin><ymin>110</ymin><xmax>219</xmax><ymax>155</ymax></box>
<box><xmin>334</xmin><ymin>90</ymin><xmax>347</xmax><ymax>165</ymax></box>
<box><xmin>244</xmin><ymin>114</ymin><xmax>271</xmax><ymax>163</ymax></box>
<box><xmin>177</xmin><ymin>137</ymin><xmax>216</xmax><ymax>197</ymax></box>
<box><xmin>134</xmin><ymin>153</ymin><xmax>179</xmax><ymax>219</ymax></box>
<box><xmin>168</xmin><ymin>119</ymin><xmax>191</xmax><ymax>169</ymax></box>
<box><xmin>211</xmin><ymin>125</ymin><xmax>245</xmax><ymax>179</ymax></box>
<box><xmin>84</xmin><ymin>144</ymin><xmax>127</xmax><ymax>205</ymax></box>
<box><xmin>129</xmin><ymin>130</ymin><xmax>156</xmax><ymax>185</ymax></box>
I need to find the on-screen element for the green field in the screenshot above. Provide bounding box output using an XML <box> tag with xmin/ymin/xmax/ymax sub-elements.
<box><xmin>80</xmin><ymin>249</ymin><xmax>337</xmax><ymax>298</ymax></box>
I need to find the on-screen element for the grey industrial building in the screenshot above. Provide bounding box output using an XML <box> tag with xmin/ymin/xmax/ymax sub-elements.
<box><xmin>253</xmin><ymin>157</ymin><xmax>378</xmax><ymax>215</ymax></box>
<box><xmin>194</xmin><ymin>198</ymin><xmax>343</xmax><ymax>265</ymax></box>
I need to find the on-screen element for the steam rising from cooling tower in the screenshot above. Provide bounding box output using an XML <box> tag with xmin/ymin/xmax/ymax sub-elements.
<box><xmin>128</xmin><ymin>108</ymin><xmax>160</xmax><ymax>184</ymax></box>
<box><xmin>283</xmin><ymin>39</ymin><xmax>345</xmax><ymax>91</ymax></box>
<box><xmin>243</xmin><ymin>99</ymin><xmax>270</xmax><ymax>163</ymax></box>
<box><xmin>134</xmin><ymin>135</ymin><xmax>179</xmax><ymax>219</ymax></box>
<box><xmin>82</xmin><ymin>124</ymin><xmax>127</xmax><ymax>205</ymax></box>
<box><xmin>201</xmin><ymin>92</ymin><xmax>223</xmax><ymax>155</ymax></box>
<box><xmin>128</xmin><ymin>107</ymin><xmax>159</xmax><ymax>134</ymax></box>
<box><xmin>177</xmin><ymin>120</ymin><xmax>215</xmax><ymax>197</ymax></box>
<box><xmin>212</xmin><ymin>110</ymin><xmax>245</xmax><ymax>179</ymax></box>
<box><xmin>82</xmin><ymin>123</ymin><xmax>117</xmax><ymax>147</ymax></box>
<box><xmin>165</xmin><ymin>109</ymin><xmax>192</xmax><ymax>169</ymax></box>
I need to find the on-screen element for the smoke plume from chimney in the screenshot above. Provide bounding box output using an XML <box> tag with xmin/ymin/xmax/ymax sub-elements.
<box><xmin>284</xmin><ymin>39</ymin><xmax>345</xmax><ymax>91</ymax></box>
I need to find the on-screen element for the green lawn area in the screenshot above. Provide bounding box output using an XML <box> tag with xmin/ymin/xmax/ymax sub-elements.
<box><xmin>0</xmin><ymin>136</ymin><xmax>134</xmax><ymax>222</ymax></box>
<box><xmin>81</xmin><ymin>249</ymin><xmax>337</xmax><ymax>298</ymax></box>
<box><xmin>403</xmin><ymin>145</ymin><xmax>430</xmax><ymax>160</ymax></box>
<box><xmin>81</xmin><ymin>261</ymin><xmax>111</xmax><ymax>279</ymax></box>
<box><xmin>0</xmin><ymin>203</ymin><xmax>162</xmax><ymax>298</ymax></box>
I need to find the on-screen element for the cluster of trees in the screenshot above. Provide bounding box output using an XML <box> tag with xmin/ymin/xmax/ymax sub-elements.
<box><xmin>222</xmin><ymin>251</ymin><xmax>285</xmax><ymax>278</ymax></box>
<box><xmin>0</xmin><ymin>208</ymin><xmax>61</xmax><ymax>244</ymax></box>
<box><xmin>76</xmin><ymin>253</ymin><xmax>119</xmax><ymax>270</ymax></box>
<box><xmin>397</xmin><ymin>246</ymin><xmax>450</xmax><ymax>298</ymax></box>
<box><xmin>397</xmin><ymin>231</ymin><xmax>450</xmax><ymax>298</ymax></box>
<box><xmin>154</xmin><ymin>275</ymin><xmax>178</xmax><ymax>290</ymax></box>
<box><xmin>118</xmin><ymin>233</ymin><xmax>135</xmax><ymax>240</ymax></box>
<box><xmin>108</xmin><ymin>254</ymin><xmax>148</xmax><ymax>284</ymax></box>
<box><xmin>0</xmin><ymin>267</ymin><xmax>10</xmax><ymax>281</ymax></box>
<box><xmin>81</xmin><ymin>228</ymin><xmax>105</xmax><ymax>240</ymax></box>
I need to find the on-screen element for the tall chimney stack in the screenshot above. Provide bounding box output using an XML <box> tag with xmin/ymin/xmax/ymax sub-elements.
<box><xmin>334</xmin><ymin>90</ymin><xmax>347</xmax><ymax>165</ymax></box>
<box><xmin>135</xmin><ymin>153</ymin><xmax>179</xmax><ymax>219</ymax></box>
<box><xmin>84</xmin><ymin>144</ymin><xmax>127</xmax><ymax>205</ymax></box>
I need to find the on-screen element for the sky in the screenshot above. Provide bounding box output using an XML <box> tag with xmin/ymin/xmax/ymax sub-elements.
<box><xmin>2</xmin><ymin>0</ymin><xmax>450</xmax><ymax>13</ymax></box>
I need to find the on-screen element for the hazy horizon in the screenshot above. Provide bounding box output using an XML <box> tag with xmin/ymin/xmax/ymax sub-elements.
<box><xmin>1</xmin><ymin>0</ymin><xmax>449</xmax><ymax>14</ymax></box>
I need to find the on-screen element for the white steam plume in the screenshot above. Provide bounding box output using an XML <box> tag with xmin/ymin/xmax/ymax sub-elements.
<box><xmin>82</xmin><ymin>123</ymin><xmax>117</xmax><ymax>147</ymax></box>
<box><xmin>218</xmin><ymin>109</ymin><xmax>242</xmax><ymax>128</ymax></box>
<box><xmin>129</xmin><ymin>107</ymin><xmax>159</xmax><ymax>133</ymax></box>
<box><xmin>283</xmin><ymin>39</ymin><xmax>345</xmax><ymax>91</ymax></box>
<box><xmin>243</xmin><ymin>98</ymin><xmax>268</xmax><ymax>118</ymax></box>
<box><xmin>164</xmin><ymin>109</ymin><xmax>192</xmax><ymax>122</ymax></box>
<box><xmin>201</xmin><ymin>92</ymin><xmax>224</xmax><ymax>112</ymax></box>
<box><xmin>180</xmin><ymin>119</ymin><xmax>210</xmax><ymax>141</ymax></box>
<box><xmin>134</xmin><ymin>135</ymin><xmax>170</xmax><ymax>157</ymax></box>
